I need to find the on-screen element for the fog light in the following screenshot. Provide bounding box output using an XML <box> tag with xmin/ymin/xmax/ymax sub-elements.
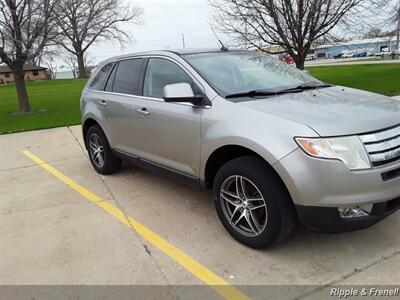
<box><xmin>338</xmin><ymin>207</ymin><xmax>369</xmax><ymax>219</ymax></box>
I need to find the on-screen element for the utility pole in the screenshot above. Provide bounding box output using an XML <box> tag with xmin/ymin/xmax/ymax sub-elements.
<box><xmin>182</xmin><ymin>33</ymin><xmax>186</xmax><ymax>48</ymax></box>
<box><xmin>396</xmin><ymin>10</ymin><xmax>400</xmax><ymax>58</ymax></box>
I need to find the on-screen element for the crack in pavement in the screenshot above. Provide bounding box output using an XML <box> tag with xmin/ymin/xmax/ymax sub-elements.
<box><xmin>0</xmin><ymin>163</ymin><xmax>39</xmax><ymax>173</ymax></box>
<box><xmin>26</xmin><ymin>127</ymin><xmax>180</xmax><ymax>298</ymax></box>
<box><xmin>0</xmin><ymin>200</ymin><xmax>96</xmax><ymax>217</ymax></box>
<box><xmin>294</xmin><ymin>249</ymin><xmax>400</xmax><ymax>300</ymax></box>
<box><xmin>96</xmin><ymin>172</ymin><xmax>179</xmax><ymax>299</ymax></box>
<box><xmin>65</xmin><ymin>126</ymin><xmax>179</xmax><ymax>298</ymax></box>
<box><xmin>67</xmin><ymin>126</ymin><xmax>87</xmax><ymax>157</ymax></box>
<box><xmin>1</xmin><ymin>155</ymin><xmax>88</xmax><ymax>173</ymax></box>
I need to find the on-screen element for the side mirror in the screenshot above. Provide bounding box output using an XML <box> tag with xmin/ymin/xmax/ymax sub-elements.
<box><xmin>163</xmin><ymin>83</ymin><xmax>203</xmax><ymax>105</ymax></box>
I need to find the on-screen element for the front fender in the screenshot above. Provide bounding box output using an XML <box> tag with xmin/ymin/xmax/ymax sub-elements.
<box><xmin>199</xmin><ymin>97</ymin><xmax>319</xmax><ymax>181</ymax></box>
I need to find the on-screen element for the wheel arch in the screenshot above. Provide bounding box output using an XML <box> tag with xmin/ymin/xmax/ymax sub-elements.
<box><xmin>203</xmin><ymin>144</ymin><xmax>288</xmax><ymax>192</ymax></box>
<box><xmin>82</xmin><ymin>117</ymin><xmax>110</xmax><ymax>150</ymax></box>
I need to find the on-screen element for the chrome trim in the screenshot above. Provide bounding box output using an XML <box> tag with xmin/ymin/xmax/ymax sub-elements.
<box><xmin>364</xmin><ymin>136</ymin><xmax>400</xmax><ymax>153</ymax></box>
<box><xmin>113</xmin><ymin>149</ymin><xmax>198</xmax><ymax>181</ymax></box>
<box><xmin>360</xmin><ymin>124</ymin><xmax>400</xmax><ymax>167</ymax></box>
<box><xmin>360</xmin><ymin>125</ymin><xmax>400</xmax><ymax>143</ymax></box>
<box><xmin>88</xmin><ymin>54</ymin><xmax>213</xmax><ymax>108</ymax></box>
<box><xmin>96</xmin><ymin>90</ymin><xmax>211</xmax><ymax>109</ymax></box>
<box><xmin>369</xmin><ymin>147</ymin><xmax>400</xmax><ymax>163</ymax></box>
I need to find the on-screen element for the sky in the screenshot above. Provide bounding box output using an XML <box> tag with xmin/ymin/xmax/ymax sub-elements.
<box><xmin>87</xmin><ymin>0</ymin><xmax>223</xmax><ymax>64</ymax></box>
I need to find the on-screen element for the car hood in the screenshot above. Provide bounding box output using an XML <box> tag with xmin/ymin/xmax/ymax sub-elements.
<box><xmin>237</xmin><ymin>86</ymin><xmax>400</xmax><ymax>136</ymax></box>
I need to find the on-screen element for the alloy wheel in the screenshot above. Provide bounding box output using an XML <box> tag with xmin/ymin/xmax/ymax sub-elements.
<box><xmin>220</xmin><ymin>175</ymin><xmax>268</xmax><ymax>237</ymax></box>
<box><xmin>89</xmin><ymin>133</ymin><xmax>105</xmax><ymax>168</ymax></box>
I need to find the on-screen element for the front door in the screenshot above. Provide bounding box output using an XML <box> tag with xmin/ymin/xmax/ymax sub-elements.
<box><xmin>131</xmin><ymin>58</ymin><xmax>203</xmax><ymax>178</ymax></box>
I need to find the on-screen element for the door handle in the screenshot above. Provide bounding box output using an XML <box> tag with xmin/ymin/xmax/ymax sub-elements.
<box><xmin>136</xmin><ymin>107</ymin><xmax>150</xmax><ymax>116</ymax></box>
<box><xmin>98</xmin><ymin>99</ymin><xmax>108</xmax><ymax>107</ymax></box>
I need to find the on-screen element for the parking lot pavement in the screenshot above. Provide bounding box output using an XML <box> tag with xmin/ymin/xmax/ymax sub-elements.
<box><xmin>305</xmin><ymin>58</ymin><xmax>400</xmax><ymax>67</ymax></box>
<box><xmin>1</xmin><ymin>125</ymin><xmax>399</xmax><ymax>299</ymax></box>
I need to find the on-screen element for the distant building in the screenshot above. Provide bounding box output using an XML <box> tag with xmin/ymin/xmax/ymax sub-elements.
<box><xmin>312</xmin><ymin>36</ymin><xmax>398</xmax><ymax>58</ymax></box>
<box><xmin>0</xmin><ymin>64</ymin><xmax>47</xmax><ymax>84</ymax></box>
<box><xmin>261</xmin><ymin>36</ymin><xmax>399</xmax><ymax>60</ymax></box>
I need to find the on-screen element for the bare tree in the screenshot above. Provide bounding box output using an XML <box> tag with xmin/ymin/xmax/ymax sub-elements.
<box><xmin>62</xmin><ymin>52</ymin><xmax>78</xmax><ymax>79</ymax></box>
<box><xmin>42</xmin><ymin>51</ymin><xmax>59</xmax><ymax>79</ymax></box>
<box><xmin>56</xmin><ymin>0</ymin><xmax>142</xmax><ymax>79</ymax></box>
<box><xmin>0</xmin><ymin>0</ymin><xmax>59</xmax><ymax>112</ymax></box>
<box><xmin>211</xmin><ymin>0</ymin><xmax>363</xmax><ymax>69</ymax></box>
<box><xmin>389</xmin><ymin>1</ymin><xmax>400</xmax><ymax>55</ymax></box>
<box><xmin>362</xmin><ymin>27</ymin><xmax>394</xmax><ymax>39</ymax></box>
<box><xmin>368</xmin><ymin>0</ymin><xmax>400</xmax><ymax>55</ymax></box>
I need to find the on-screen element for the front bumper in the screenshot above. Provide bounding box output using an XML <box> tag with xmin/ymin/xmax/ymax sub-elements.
<box><xmin>273</xmin><ymin>148</ymin><xmax>400</xmax><ymax>231</ymax></box>
<box><xmin>296</xmin><ymin>197</ymin><xmax>400</xmax><ymax>233</ymax></box>
<box><xmin>274</xmin><ymin>148</ymin><xmax>400</xmax><ymax>207</ymax></box>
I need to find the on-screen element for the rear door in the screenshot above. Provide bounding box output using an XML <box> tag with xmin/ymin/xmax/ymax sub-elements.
<box><xmin>97</xmin><ymin>58</ymin><xmax>145</xmax><ymax>153</ymax></box>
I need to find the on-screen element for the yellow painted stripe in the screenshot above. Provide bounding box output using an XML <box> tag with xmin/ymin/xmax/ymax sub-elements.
<box><xmin>23</xmin><ymin>150</ymin><xmax>103</xmax><ymax>203</ymax></box>
<box><xmin>22</xmin><ymin>150</ymin><xmax>249</xmax><ymax>300</ymax></box>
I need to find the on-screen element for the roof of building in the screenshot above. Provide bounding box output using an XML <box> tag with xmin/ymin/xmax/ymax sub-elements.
<box><xmin>314</xmin><ymin>36</ymin><xmax>398</xmax><ymax>50</ymax></box>
<box><xmin>0</xmin><ymin>64</ymin><xmax>47</xmax><ymax>73</ymax></box>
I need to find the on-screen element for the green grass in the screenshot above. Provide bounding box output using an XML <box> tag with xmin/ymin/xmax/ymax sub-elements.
<box><xmin>329</xmin><ymin>57</ymin><xmax>383</xmax><ymax>63</ymax></box>
<box><xmin>0</xmin><ymin>63</ymin><xmax>399</xmax><ymax>134</ymax></box>
<box><xmin>0</xmin><ymin>79</ymin><xmax>87</xmax><ymax>134</ymax></box>
<box><xmin>307</xmin><ymin>63</ymin><xmax>400</xmax><ymax>96</ymax></box>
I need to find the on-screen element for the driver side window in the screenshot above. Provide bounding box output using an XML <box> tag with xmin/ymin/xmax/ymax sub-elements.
<box><xmin>143</xmin><ymin>58</ymin><xmax>200</xmax><ymax>99</ymax></box>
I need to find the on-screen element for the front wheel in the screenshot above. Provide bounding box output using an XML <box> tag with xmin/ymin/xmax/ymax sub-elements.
<box><xmin>213</xmin><ymin>156</ymin><xmax>296</xmax><ymax>249</ymax></box>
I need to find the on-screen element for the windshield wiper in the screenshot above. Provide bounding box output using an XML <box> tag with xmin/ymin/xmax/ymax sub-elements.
<box><xmin>296</xmin><ymin>83</ymin><xmax>332</xmax><ymax>90</ymax></box>
<box><xmin>276</xmin><ymin>84</ymin><xmax>332</xmax><ymax>94</ymax></box>
<box><xmin>225</xmin><ymin>88</ymin><xmax>303</xmax><ymax>99</ymax></box>
<box><xmin>225</xmin><ymin>84</ymin><xmax>332</xmax><ymax>99</ymax></box>
<box><xmin>226</xmin><ymin>90</ymin><xmax>275</xmax><ymax>99</ymax></box>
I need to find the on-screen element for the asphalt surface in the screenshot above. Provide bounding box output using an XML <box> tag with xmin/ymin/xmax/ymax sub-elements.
<box><xmin>306</xmin><ymin>57</ymin><xmax>400</xmax><ymax>67</ymax></box>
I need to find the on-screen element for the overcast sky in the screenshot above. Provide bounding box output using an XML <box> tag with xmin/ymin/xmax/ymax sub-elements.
<box><xmin>87</xmin><ymin>0</ymin><xmax>222</xmax><ymax>64</ymax></box>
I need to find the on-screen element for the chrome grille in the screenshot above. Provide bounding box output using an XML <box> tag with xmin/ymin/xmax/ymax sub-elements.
<box><xmin>359</xmin><ymin>124</ymin><xmax>400</xmax><ymax>167</ymax></box>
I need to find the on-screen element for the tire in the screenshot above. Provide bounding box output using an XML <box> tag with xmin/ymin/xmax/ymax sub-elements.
<box><xmin>213</xmin><ymin>156</ymin><xmax>296</xmax><ymax>249</ymax></box>
<box><xmin>86</xmin><ymin>124</ymin><xmax>122</xmax><ymax>175</ymax></box>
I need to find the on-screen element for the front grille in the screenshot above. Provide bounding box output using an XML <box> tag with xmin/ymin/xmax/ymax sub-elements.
<box><xmin>359</xmin><ymin>124</ymin><xmax>400</xmax><ymax>167</ymax></box>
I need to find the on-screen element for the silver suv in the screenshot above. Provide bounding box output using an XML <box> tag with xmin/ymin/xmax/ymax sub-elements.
<box><xmin>81</xmin><ymin>49</ymin><xmax>400</xmax><ymax>248</ymax></box>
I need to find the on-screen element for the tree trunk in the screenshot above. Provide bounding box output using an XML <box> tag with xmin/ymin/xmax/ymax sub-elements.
<box><xmin>13</xmin><ymin>66</ymin><xmax>31</xmax><ymax>112</ymax></box>
<box><xmin>77</xmin><ymin>52</ymin><xmax>87</xmax><ymax>79</ymax></box>
<box><xmin>294</xmin><ymin>55</ymin><xmax>305</xmax><ymax>70</ymax></box>
<box><xmin>396</xmin><ymin>15</ymin><xmax>400</xmax><ymax>59</ymax></box>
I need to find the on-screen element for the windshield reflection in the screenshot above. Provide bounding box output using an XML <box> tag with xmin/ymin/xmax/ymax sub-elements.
<box><xmin>184</xmin><ymin>51</ymin><xmax>322</xmax><ymax>96</ymax></box>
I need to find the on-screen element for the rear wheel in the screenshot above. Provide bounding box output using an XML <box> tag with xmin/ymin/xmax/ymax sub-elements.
<box><xmin>86</xmin><ymin>125</ymin><xmax>122</xmax><ymax>174</ymax></box>
<box><xmin>213</xmin><ymin>156</ymin><xmax>296</xmax><ymax>249</ymax></box>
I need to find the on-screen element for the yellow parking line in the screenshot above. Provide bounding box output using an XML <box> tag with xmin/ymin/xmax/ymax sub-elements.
<box><xmin>22</xmin><ymin>150</ymin><xmax>249</xmax><ymax>300</ymax></box>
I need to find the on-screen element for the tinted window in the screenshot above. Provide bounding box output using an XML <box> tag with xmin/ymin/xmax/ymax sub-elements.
<box><xmin>104</xmin><ymin>64</ymin><xmax>117</xmax><ymax>92</ymax></box>
<box><xmin>113</xmin><ymin>59</ymin><xmax>143</xmax><ymax>95</ymax></box>
<box><xmin>143</xmin><ymin>58</ymin><xmax>199</xmax><ymax>99</ymax></box>
<box><xmin>89</xmin><ymin>63</ymin><xmax>113</xmax><ymax>90</ymax></box>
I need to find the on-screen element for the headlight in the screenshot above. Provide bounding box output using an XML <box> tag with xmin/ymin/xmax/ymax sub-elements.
<box><xmin>295</xmin><ymin>136</ymin><xmax>371</xmax><ymax>170</ymax></box>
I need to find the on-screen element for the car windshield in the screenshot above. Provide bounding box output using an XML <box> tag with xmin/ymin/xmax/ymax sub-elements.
<box><xmin>183</xmin><ymin>51</ymin><xmax>324</xmax><ymax>97</ymax></box>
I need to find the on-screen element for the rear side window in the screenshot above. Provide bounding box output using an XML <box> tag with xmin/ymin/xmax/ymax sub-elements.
<box><xmin>112</xmin><ymin>59</ymin><xmax>143</xmax><ymax>95</ymax></box>
<box><xmin>89</xmin><ymin>63</ymin><xmax>113</xmax><ymax>90</ymax></box>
